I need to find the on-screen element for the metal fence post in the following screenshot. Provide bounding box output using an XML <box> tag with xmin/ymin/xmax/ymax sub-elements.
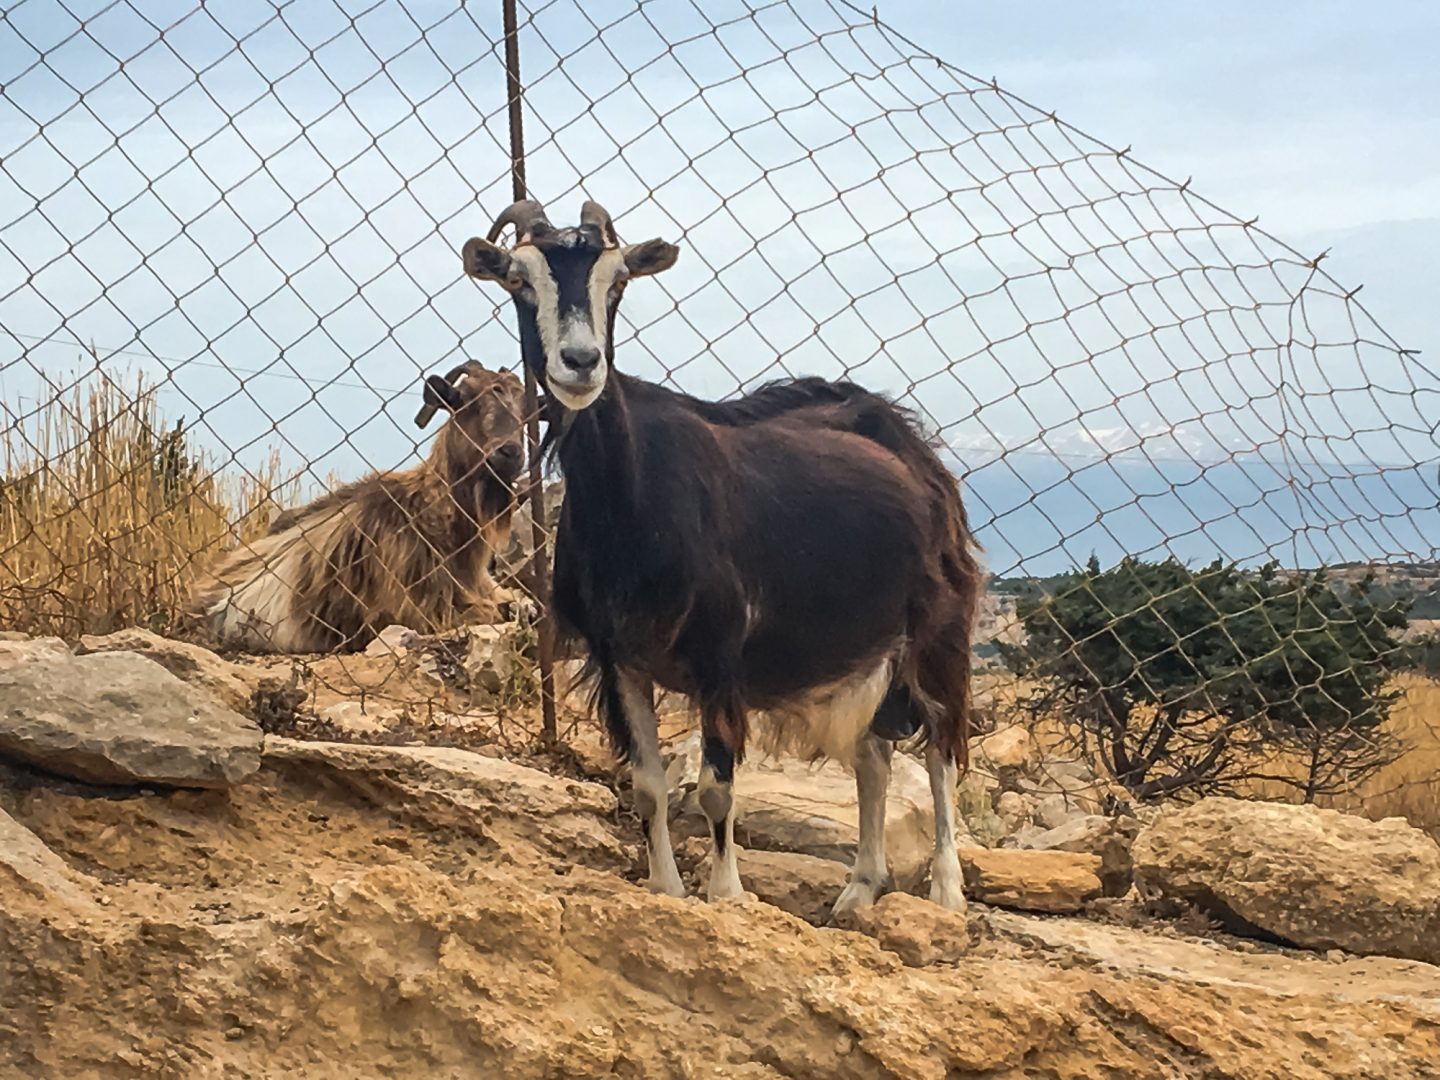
<box><xmin>501</xmin><ymin>0</ymin><xmax>558</xmax><ymax>744</ymax></box>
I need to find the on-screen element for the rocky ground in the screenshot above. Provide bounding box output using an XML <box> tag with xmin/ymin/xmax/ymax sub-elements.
<box><xmin>4</xmin><ymin>631</ymin><xmax>1440</xmax><ymax>1079</ymax></box>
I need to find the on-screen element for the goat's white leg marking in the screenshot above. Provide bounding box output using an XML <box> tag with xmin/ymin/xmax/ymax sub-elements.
<box><xmin>926</xmin><ymin>744</ymin><xmax>967</xmax><ymax>912</ymax></box>
<box><xmin>698</xmin><ymin>762</ymin><xmax>743</xmax><ymax>901</ymax></box>
<box><xmin>832</xmin><ymin>734</ymin><xmax>892</xmax><ymax>917</ymax></box>
<box><xmin>618</xmin><ymin>671</ymin><xmax>685</xmax><ymax>898</ymax></box>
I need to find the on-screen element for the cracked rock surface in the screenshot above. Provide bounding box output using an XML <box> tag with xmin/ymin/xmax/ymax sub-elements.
<box><xmin>3</xmin><ymin>737</ymin><xmax>1440</xmax><ymax>1078</ymax></box>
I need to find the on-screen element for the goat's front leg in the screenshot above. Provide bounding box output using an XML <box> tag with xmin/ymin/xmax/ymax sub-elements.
<box><xmin>832</xmin><ymin>733</ymin><xmax>893</xmax><ymax>917</ymax></box>
<box><xmin>611</xmin><ymin>669</ymin><xmax>685</xmax><ymax>898</ymax></box>
<box><xmin>926</xmin><ymin>744</ymin><xmax>967</xmax><ymax>912</ymax></box>
<box><xmin>698</xmin><ymin>733</ymin><xmax>744</xmax><ymax>900</ymax></box>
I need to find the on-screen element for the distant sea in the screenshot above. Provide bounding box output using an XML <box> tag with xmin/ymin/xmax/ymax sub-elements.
<box><xmin>956</xmin><ymin>453</ymin><xmax>1440</xmax><ymax>578</ymax></box>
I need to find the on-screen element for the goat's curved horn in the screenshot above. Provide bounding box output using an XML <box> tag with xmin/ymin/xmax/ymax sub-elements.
<box><xmin>414</xmin><ymin>362</ymin><xmax>474</xmax><ymax>428</ymax></box>
<box><xmin>580</xmin><ymin>200</ymin><xmax>619</xmax><ymax>249</ymax></box>
<box><xmin>485</xmin><ymin>200</ymin><xmax>552</xmax><ymax>244</ymax></box>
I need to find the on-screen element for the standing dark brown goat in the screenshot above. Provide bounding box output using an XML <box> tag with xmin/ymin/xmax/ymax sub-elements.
<box><xmin>188</xmin><ymin>361</ymin><xmax>526</xmax><ymax>653</ymax></box>
<box><xmin>463</xmin><ymin>199</ymin><xmax>980</xmax><ymax>915</ymax></box>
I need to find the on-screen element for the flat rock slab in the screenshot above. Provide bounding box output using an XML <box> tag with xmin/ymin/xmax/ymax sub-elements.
<box><xmin>76</xmin><ymin>627</ymin><xmax>259</xmax><ymax>716</ymax></box>
<box><xmin>0</xmin><ymin>651</ymin><xmax>262</xmax><ymax>788</ymax></box>
<box><xmin>983</xmin><ymin>909</ymin><xmax>1440</xmax><ymax>1010</ymax></box>
<box><xmin>961</xmin><ymin>847</ymin><xmax>1104</xmax><ymax>913</ymax></box>
<box><xmin>1012</xmin><ymin>814</ymin><xmax>1140</xmax><ymax>897</ymax></box>
<box><xmin>1133</xmin><ymin>797</ymin><xmax>1440</xmax><ymax>964</ymax></box>
<box><xmin>262</xmin><ymin>737</ymin><xmax>625</xmax><ymax>868</ymax></box>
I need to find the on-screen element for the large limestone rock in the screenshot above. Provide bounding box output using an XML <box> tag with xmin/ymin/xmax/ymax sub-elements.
<box><xmin>262</xmin><ymin>737</ymin><xmax>625</xmax><ymax>868</ymax></box>
<box><xmin>0</xmin><ymin>651</ymin><xmax>262</xmax><ymax>788</ymax></box>
<box><xmin>960</xmin><ymin>847</ymin><xmax>1105</xmax><ymax>913</ymax></box>
<box><xmin>75</xmin><ymin>628</ymin><xmax>258</xmax><ymax>715</ymax></box>
<box><xmin>1133</xmin><ymin>797</ymin><xmax>1440</xmax><ymax>963</ymax></box>
<box><xmin>736</xmin><ymin>754</ymin><xmax>944</xmax><ymax>890</ymax></box>
<box><xmin>5</xmin><ymin>732</ymin><xmax>1440</xmax><ymax>1078</ymax></box>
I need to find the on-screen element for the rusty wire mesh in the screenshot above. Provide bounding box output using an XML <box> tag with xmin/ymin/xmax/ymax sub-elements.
<box><xmin>2</xmin><ymin>0</ymin><xmax>1437</xmax><ymax>824</ymax></box>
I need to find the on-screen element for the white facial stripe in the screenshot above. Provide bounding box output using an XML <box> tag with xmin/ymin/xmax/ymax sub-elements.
<box><xmin>558</xmin><ymin>312</ymin><xmax>599</xmax><ymax>353</ymax></box>
<box><xmin>587</xmin><ymin>247</ymin><xmax>625</xmax><ymax>355</ymax></box>
<box><xmin>509</xmin><ymin>246</ymin><xmax>560</xmax><ymax>363</ymax></box>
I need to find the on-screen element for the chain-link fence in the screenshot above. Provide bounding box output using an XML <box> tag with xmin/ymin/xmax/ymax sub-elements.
<box><xmin>3</xmin><ymin>0</ymin><xmax>1437</xmax><ymax>829</ymax></box>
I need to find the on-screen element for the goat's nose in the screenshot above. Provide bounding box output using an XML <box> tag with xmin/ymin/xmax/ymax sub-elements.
<box><xmin>559</xmin><ymin>344</ymin><xmax>601</xmax><ymax>374</ymax></box>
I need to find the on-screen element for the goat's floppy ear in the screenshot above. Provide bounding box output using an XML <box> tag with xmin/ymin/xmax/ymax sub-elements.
<box><xmin>622</xmin><ymin>238</ymin><xmax>679</xmax><ymax>279</ymax></box>
<box><xmin>415</xmin><ymin>375</ymin><xmax>464</xmax><ymax>428</ymax></box>
<box><xmin>462</xmin><ymin>237</ymin><xmax>520</xmax><ymax>288</ymax></box>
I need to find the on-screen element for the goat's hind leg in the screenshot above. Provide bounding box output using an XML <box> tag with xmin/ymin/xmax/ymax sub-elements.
<box><xmin>925</xmin><ymin>743</ymin><xmax>966</xmax><ymax>912</ymax></box>
<box><xmin>699</xmin><ymin>733</ymin><xmax>744</xmax><ymax>901</ymax></box>
<box><xmin>831</xmin><ymin>732</ymin><xmax>893</xmax><ymax>918</ymax></box>
<box><xmin>604</xmin><ymin>667</ymin><xmax>685</xmax><ymax>898</ymax></box>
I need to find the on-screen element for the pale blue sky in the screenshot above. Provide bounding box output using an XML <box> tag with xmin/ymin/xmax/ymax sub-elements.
<box><xmin>906</xmin><ymin>0</ymin><xmax>1439</xmax><ymax>349</ymax></box>
<box><xmin>1</xmin><ymin>0</ymin><xmax>1436</xmax><ymax>572</ymax></box>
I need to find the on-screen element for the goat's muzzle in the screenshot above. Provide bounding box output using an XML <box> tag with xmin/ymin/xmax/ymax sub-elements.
<box><xmin>490</xmin><ymin>442</ymin><xmax>524</xmax><ymax>482</ymax></box>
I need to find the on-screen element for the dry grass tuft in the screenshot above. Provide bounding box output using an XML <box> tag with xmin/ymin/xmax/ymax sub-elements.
<box><xmin>1</xmin><ymin>369</ymin><xmax>298</xmax><ymax>638</ymax></box>
<box><xmin>1323</xmin><ymin>674</ymin><xmax>1440</xmax><ymax>836</ymax></box>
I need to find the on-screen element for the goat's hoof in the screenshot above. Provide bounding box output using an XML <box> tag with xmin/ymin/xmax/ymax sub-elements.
<box><xmin>646</xmin><ymin>876</ymin><xmax>687</xmax><ymax>899</ymax></box>
<box><xmin>928</xmin><ymin>878</ymin><xmax>967</xmax><ymax>913</ymax></box>
<box><xmin>705</xmin><ymin>873</ymin><xmax>746</xmax><ymax>902</ymax></box>
<box><xmin>709</xmin><ymin>889</ymin><xmax>757</xmax><ymax>905</ymax></box>
<box><xmin>830</xmin><ymin>874</ymin><xmax>891</xmax><ymax>919</ymax></box>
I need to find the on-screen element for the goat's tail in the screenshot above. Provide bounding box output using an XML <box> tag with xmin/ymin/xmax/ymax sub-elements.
<box><xmin>873</xmin><ymin>607</ymin><xmax>975</xmax><ymax>770</ymax></box>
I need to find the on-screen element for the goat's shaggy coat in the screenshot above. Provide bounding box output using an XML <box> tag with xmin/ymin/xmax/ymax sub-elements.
<box><xmin>188</xmin><ymin>362</ymin><xmax>525</xmax><ymax>653</ymax></box>
<box><xmin>463</xmin><ymin>199</ymin><xmax>981</xmax><ymax>915</ymax></box>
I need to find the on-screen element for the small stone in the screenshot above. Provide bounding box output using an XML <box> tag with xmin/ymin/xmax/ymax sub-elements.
<box><xmin>995</xmin><ymin>791</ymin><xmax>1036</xmax><ymax>832</ymax></box>
<box><xmin>833</xmin><ymin>892</ymin><xmax>971</xmax><ymax>966</ymax></box>
<box><xmin>974</xmin><ymin>725</ymin><xmax>1034</xmax><ymax>771</ymax></box>
<box><xmin>363</xmin><ymin>624</ymin><xmax>418</xmax><ymax>658</ymax></box>
<box><xmin>463</xmin><ymin>624</ymin><xmax>520</xmax><ymax>696</ymax></box>
<box><xmin>1032</xmin><ymin>793</ymin><xmax>1085</xmax><ymax>831</ymax></box>
<box><xmin>318</xmin><ymin>701</ymin><xmax>396</xmax><ymax>736</ymax></box>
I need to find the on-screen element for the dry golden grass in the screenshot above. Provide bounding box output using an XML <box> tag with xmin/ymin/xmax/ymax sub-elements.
<box><xmin>1</xmin><ymin>370</ymin><xmax>299</xmax><ymax>638</ymax></box>
<box><xmin>1321</xmin><ymin>674</ymin><xmax>1440</xmax><ymax>835</ymax></box>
